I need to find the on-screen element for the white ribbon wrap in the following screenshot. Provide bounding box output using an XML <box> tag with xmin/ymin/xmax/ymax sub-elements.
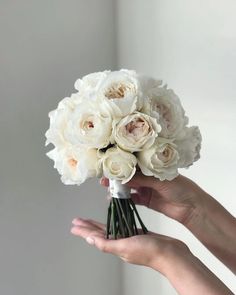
<box><xmin>109</xmin><ymin>179</ymin><xmax>131</xmax><ymax>199</ymax></box>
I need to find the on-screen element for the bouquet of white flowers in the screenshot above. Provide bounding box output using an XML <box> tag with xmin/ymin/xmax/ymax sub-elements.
<box><xmin>45</xmin><ymin>69</ymin><xmax>201</xmax><ymax>239</ymax></box>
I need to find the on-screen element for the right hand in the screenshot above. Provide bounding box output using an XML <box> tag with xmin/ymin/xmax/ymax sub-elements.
<box><xmin>100</xmin><ymin>173</ymin><xmax>208</xmax><ymax>226</ymax></box>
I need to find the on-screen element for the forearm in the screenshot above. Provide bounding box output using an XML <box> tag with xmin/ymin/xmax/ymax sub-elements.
<box><xmin>186</xmin><ymin>193</ymin><xmax>236</xmax><ymax>273</ymax></box>
<box><xmin>156</xmin><ymin>251</ymin><xmax>233</xmax><ymax>295</ymax></box>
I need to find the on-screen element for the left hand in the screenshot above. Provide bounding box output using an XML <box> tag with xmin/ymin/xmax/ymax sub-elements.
<box><xmin>71</xmin><ymin>218</ymin><xmax>234</xmax><ymax>295</ymax></box>
<box><xmin>70</xmin><ymin>218</ymin><xmax>190</xmax><ymax>274</ymax></box>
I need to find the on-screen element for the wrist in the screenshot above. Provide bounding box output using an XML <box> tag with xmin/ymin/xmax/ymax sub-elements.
<box><xmin>150</xmin><ymin>239</ymin><xmax>192</xmax><ymax>277</ymax></box>
<box><xmin>153</xmin><ymin>246</ymin><xmax>233</xmax><ymax>295</ymax></box>
<box><xmin>184</xmin><ymin>192</ymin><xmax>236</xmax><ymax>273</ymax></box>
<box><xmin>181</xmin><ymin>189</ymin><xmax>209</xmax><ymax>229</ymax></box>
<box><xmin>163</xmin><ymin>248</ymin><xmax>195</xmax><ymax>280</ymax></box>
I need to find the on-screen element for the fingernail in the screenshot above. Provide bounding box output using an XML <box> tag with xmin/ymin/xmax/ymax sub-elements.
<box><xmin>86</xmin><ymin>237</ymin><xmax>95</xmax><ymax>245</ymax></box>
<box><xmin>72</xmin><ymin>218</ymin><xmax>83</xmax><ymax>225</ymax></box>
<box><xmin>70</xmin><ymin>227</ymin><xmax>78</xmax><ymax>235</ymax></box>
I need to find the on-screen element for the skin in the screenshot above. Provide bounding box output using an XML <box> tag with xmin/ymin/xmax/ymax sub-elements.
<box><xmin>71</xmin><ymin>173</ymin><xmax>236</xmax><ymax>294</ymax></box>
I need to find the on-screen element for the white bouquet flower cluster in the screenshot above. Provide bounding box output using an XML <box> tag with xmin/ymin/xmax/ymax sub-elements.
<box><xmin>46</xmin><ymin>69</ymin><xmax>201</xmax><ymax>185</ymax></box>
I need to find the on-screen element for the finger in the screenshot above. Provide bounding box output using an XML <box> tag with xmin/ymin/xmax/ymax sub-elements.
<box><xmin>100</xmin><ymin>177</ymin><xmax>109</xmax><ymax>187</ymax></box>
<box><xmin>72</xmin><ymin>218</ymin><xmax>106</xmax><ymax>231</ymax></box>
<box><xmin>131</xmin><ymin>193</ymin><xmax>150</xmax><ymax>207</ymax></box>
<box><xmin>72</xmin><ymin>217</ymin><xmax>85</xmax><ymax>226</ymax></box>
<box><xmin>83</xmin><ymin>219</ymin><xmax>106</xmax><ymax>231</ymax></box>
<box><xmin>131</xmin><ymin>185</ymin><xmax>155</xmax><ymax>206</ymax></box>
<box><xmin>127</xmin><ymin>172</ymin><xmax>157</xmax><ymax>189</ymax></box>
<box><xmin>71</xmin><ymin>224</ymin><xmax>127</xmax><ymax>256</ymax></box>
<box><xmin>71</xmin><ymin>225</ymin><xmax>104</xmax><ymax>238</ymax></box>
<box><xmin>126</xmin><ymin>172</ymin><xmax>165</xmax><ymax>191</ymax></box>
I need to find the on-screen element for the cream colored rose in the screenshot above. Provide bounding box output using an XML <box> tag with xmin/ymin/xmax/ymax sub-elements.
<box><xmin>74</xmin><ymin>71</ymin><xmax>110</xmax><ymax>95</ymax></box>
<box><xmin>137</xmin><ymin>138</ymin><xmax>179</xmax><ymax>181</ymax></box>
<box><xmin>138</xmin><ymin>74</ymin><xmax>162</xmax><ymax>95</ymax></box>
<box><xmin>46</xmin><ymin>71</ymin><xmax>202</xmax><ymax>189</ymax></box>
<box><xmin>98</xmin><ymin>69</ymin><xmax>144</xmax><ymax>118</ymax></box>
<box><xmin>99</xmin><ymin>146</ymin><xmax>137</xmax><ymax>184</ymax></box>
<box><xmin>45</xmin><ymin>93</ymin><xmax>81</xmax><ymax>148</ymax></box>
<box><xmin>175</xmin><ymin>126</ymin><xmax>202</xmax><ymax>168</ymax></box>
<box><xmin>112</xmin><ymin>112</ymin><xmax>161</xmax><ymax>152</ymax></box>
<box><xmin>143</xmin><ymin>86</ymin><xmax>188</xmax><ymax>139</ymax></box>
<box><xmin>65</xmin><ymin>99</ymin><xmax>112</xmax><ymax>149</ymax></box>
<box><xmin>47</xmin><ymin>147</ymin><xmax>101</xmax><ymax>185</ymax></box>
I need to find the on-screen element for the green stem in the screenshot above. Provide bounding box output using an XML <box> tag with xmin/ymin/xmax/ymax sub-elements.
<box><xmin>130</xmin><ymin>207</ymin><xmax>138</xmax><ymax>235</ymax></box>
<box><xmin>125</xmin><ymin>199</ymin><xmax>134</xmax><ymax>236</ymax></box>
<box><xmin>106</xmin><ymin>202</ymin><xmax>112</xmax><ymax>238</ymax></box>
<box><xmin>111</xmin><ymin>200</ymin><xmax>117</xmax><ymax>239</ymax></box>
<box><xmin>130</xmin><ymin>199</ymin><xmax>148</xmax><ymax>234</ymax></box>
<box><xmin>117</xmin><ymin>198</ymin><xmax>133</xmax><ymax>236</ymax></box>
<box><xmin>114</xmin><ymin>198</ymin><xmax>126</xmax><ymax>238</ymax></box>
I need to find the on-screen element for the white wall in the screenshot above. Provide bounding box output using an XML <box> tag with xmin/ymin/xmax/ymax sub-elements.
<box><xmin>117</xmin><ymin>0</ymin><xmax>236</xmax><ymax>294</ymax></box>
<box><xmin>0</xmin><ymin>1</ymin><xmax>122</xmax><ymax>295</ymax></box>
<box><xmin>1</xmin><ymin>1</ymin><xmax>236</xmax><ymax>294</ymax></box>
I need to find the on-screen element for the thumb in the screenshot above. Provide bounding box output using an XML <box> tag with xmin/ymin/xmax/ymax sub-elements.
<box><xmin>127</xmin><ymin>172</ymin><xmax>166</xmax><ymax>191</ymax></box>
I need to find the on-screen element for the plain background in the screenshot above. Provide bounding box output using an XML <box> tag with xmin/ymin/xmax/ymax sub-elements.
<box><xmin>0</xmin><ymin>1</ymin><xmax>121</xmax><ymax>295</ymax></box>
<box><xmin>117</xmin><ymin>1</ymin><xmax>236</xmax><ymax>294</ymax></box>
<box><xmin>1</xmin><ymin>1</ymin><xmax>236</xmax><ymax>294</ymax></box>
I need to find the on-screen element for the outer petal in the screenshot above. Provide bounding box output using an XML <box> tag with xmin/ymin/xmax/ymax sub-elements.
<box><xmin>175</xmin><ymin>126</ymin><xmax>202</xmax><ymax>168</ymax></box>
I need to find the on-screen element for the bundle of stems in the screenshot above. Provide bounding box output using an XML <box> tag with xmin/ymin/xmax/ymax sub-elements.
<box><xmin>106</xmin><ymin>197</ymin><xmax>148</xmax><ymax>239</ymax></box>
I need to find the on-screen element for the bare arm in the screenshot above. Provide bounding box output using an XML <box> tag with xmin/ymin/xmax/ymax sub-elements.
<box><xmin>186</xmin><ymin>192</ymin><xmax>236</xmax><ymax>274</ymax></box>
<box><xmin>161</xmin><ymin>246</ymin><xmax>233</xmax><ymax>295</ymax></box>
<box><xmin>71</xmin><ymin>218</ymin><xmax>233</xmax><ymax>295</ymax></box>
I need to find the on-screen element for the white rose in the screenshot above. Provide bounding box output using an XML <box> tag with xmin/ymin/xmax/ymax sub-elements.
<box><xmin>99</xmin><ymin>146</ymin><xmax>137</xmax><ymax>184</ymax></box>
<box><xmin>112</xmin><ymin>112</ymin><xmax>161</xmax><ymax>152</ymax></box>
<box><xmin>47</xmin><ymin>147</ymin><xmax>101</xmax><ymax>185</ymax></box>
<box><xmin>74</xmin><ymin>71</ymin><xmax>110</xmax><ymax>96</ymax></box>
<box><xmin>65</xmin><ymin>99</ymin><xmax>112</xmax><ymax>149</ymax></box>
<box><xmin>175</xmin><ymin>126</ymin><xmax>202</xmax><ymax>168</ymax></box>
<box><xmin>45</xmin><ymin>93</ymin><xmax>81</xmax><ymax>148</ymax></box>
<box><xmin>58</xmin><ymin>93</ymin><xmax>83</xmax><ymax>109</ymax></box>
<box><xmin>143</xmin><ymin>86</ymin><xmax>188</xmax><ymax>139</ymax></box>
<box><xmin>137</xmin><ymin>138</ymin><xmax>180</xmax><ymax>181</ymax></box>
<box><xmin>97</xmin><ymin>69</ymin><xmax>144</xmax><ymax>118</ymax></box>
<box><xmin>138</xmin><ymin>74</ymin><xmax>162</xmax><ymax>95</ymax></box>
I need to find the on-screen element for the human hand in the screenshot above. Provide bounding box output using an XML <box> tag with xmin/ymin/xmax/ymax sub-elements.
<box><xmin>101</xmin><ymin>174</ymin><xmax>236</xmax><ymax>274</ymax></box>
<box><xmin>71</xmin><ymin>218</ymin><xmax>234</xmax><ymax>295</ymax></box>
<box><xmin>101</xmin><ymin>173</ymin><xmax>207</xmax><ymax>226</ymax></box>
<box><xmin>70</xmin><ymin>217</ymin><xmax>190</xmax><ymax>274</ymax></box>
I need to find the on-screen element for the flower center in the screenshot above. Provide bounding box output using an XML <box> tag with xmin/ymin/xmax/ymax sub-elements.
<box><xmin>126</xmin><ymin>118</ymin><xmax>149</xmax><ymax>137</ymax></box>
<box><xmin>82</xmin><ymin>118</ymin><xmax>94</xmax><ymax>131</ymax></box>
<box><xmin>105</xmin><ymin>83</ymin><xmax>131</xmax><ymax>99</ymax></box>
<box><xmin>87</xmin><ymin>121</ymin><xmax>94</xmax><ymax>128</ymax></box>
<box><xmin>68</xmin><ymin>158</ymin><xmax>78</xmax><ymax>168</ymax></box>
<box><xmin>111</xmin><ymin>161</ymin><xmax>120</xmax><ymax>172</ymax></box>
<box><xmin>159</xmin><ymin>146</ymin><xmax>172</xmax><ymax>163</ymax></box>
